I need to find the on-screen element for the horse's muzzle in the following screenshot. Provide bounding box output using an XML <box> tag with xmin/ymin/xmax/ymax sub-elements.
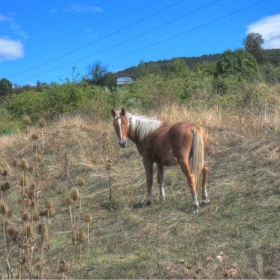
<box><xmin>119</xmin><ymin>140</ymin><xmax>127</xmax><ymax>148</ymax></box>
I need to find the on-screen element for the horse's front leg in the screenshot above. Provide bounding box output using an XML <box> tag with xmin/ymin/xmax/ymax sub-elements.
<box><xmin>143</xmin><ymin>158</ymin><xmax>154</xmax><ymax>205</ymax></box>
<box><xmin>157</xmin><ymin>164</ymin><xmax>165</xmax><ymax>201</ymax></box>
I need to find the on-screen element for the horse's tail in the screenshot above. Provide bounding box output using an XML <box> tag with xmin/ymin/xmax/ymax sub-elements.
<box><xmin>191</xmin><ymin>126</ymin><xmax>205</xmax><ymax>190</ymax></box>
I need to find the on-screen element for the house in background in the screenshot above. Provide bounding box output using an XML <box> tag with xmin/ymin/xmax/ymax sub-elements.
<box><xmin>115</xmin><ymin>73</ymin><xmax>133</xmax><ymax>87</ymax></box>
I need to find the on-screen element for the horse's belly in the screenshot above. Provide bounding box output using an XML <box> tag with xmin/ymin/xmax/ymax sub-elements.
<box><xmin>154</xmin><ymin>149</ymin><xmax>178</xmax><ymax>166</ymax></box>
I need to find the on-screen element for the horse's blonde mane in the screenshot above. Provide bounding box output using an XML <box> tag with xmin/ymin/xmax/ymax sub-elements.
<box><xmin>121</xmin><ymin>111</ymin><xmax>163</xmax><ymax>141</ymax></box>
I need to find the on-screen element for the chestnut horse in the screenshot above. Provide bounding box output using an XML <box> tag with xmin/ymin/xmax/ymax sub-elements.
<box><xmin>111</xmin><ymin>108</ymin><xmax>209</xmax><ymax>212</ymax></box>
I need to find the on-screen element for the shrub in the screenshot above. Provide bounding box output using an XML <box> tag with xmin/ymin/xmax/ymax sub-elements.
<box><xmin>0</xmin><ymin>108</ymin><xmax>20</xmax><ymax>134</ymax></box>
<box><xmin>4</xmin><ymin>91</ymin><xmax>45</xmax><ymax>120</ymax></box>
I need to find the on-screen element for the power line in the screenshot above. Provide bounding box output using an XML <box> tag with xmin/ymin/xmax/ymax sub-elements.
<box><xmin>102</xmin><ymin>0</ymin><xmax>268</xmax><ymax>64</ymax></box>
<box><xmin>0</xmin><ymin>0</ymin><xmax>113</xmax><ymax>47</ymax></box>
<box><xmin>14</xmin><ymin>0</ymin><xmax>268</xmax><ymax>84</ymax></box>
<box><xmin>26</xmin><ymin>0</ymin><xmax>113</xmax><ymax>35</ymax></box>
<box><xmin>4</xmin><ymin>0</ymin><xmax>163</xmax><ymax>56</ymax></box>
<box><xmin>8</xmin><ymin>0</ymin><xmax>184</xmax><ymax>79</ymax></box>
<box><xmin>14</xmin><ymin>0</ymin><xmax>221</xmax><ymax>83</ymax></box>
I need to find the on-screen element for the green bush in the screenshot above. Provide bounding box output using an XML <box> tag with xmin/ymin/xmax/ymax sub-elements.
<box><xmin>0</xmin><ymin>108</ymin><xmax>20</xmax><ymax>134</ymax></box>
<box><xmin>214</xmin><ymin>49</ymin><xmax>262</xmax><ymax>94</ymax></box>
<box><xmin>4</xmin><ymin>91</ymin><xmax>45</xmax><ymax>120</ymax></box>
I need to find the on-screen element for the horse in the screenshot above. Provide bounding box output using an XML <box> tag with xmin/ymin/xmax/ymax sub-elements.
<box><xmin>111</xmin><ymin>108</ymin><xmax>209</xmax><ymax>212</ymax></box>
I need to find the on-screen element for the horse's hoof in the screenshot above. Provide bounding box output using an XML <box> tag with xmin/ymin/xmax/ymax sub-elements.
<box><xmin>201</xmin><ymin>200</ymin><xmax>210</xmax><ymax>207</ymax></box>
<box><xmin>192</xmin><ymin>205</ymin><xmax>199</xmax><ymax>213</ymax></box>
<box><xmin>144</xmin><ymin>200</ymin><xmax>152</xmax><ymax>206</ymax></box>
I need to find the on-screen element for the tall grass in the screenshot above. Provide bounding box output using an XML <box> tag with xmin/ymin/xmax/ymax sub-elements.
<box><xmin>0</xmin><ymin>84</ymin><xmax>280</xmax><ymax>278</ymax></box>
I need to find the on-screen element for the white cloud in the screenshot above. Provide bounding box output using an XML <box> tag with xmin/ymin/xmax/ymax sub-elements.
<box><xmin>0</xmin><ymin>14</ymin><xmax>12</xmax><ymax>22</ymax></box>
<box><xmin>64</xmin><ymin>4</ymin><xmax>102</xmax><ymax>13</ymax></box>
<box><xmin>247</xmin><ymin>14</ymin><xmax>280</xmax><ymax>49</ymax></box>
<box><xmin>0</xmin><ymin>38</ymin><xmax>24</xmax><ymax>61</ymax></box>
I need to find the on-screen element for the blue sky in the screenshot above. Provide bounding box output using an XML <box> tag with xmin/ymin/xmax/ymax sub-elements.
<box><xmin>0</xmin><ymin>0</ymin><xmax>279</xmax><ymax>86</ymax></box>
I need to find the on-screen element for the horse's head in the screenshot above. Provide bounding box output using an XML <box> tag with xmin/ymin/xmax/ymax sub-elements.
<box><xmin>111</xmin><ymin>108</ymin><xmax>129</xmax><ymax>148</ymax></box>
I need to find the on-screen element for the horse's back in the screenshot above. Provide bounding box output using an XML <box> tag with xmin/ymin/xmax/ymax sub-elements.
<box><xmin>169</xmin><ymin>122</ymin><xmax>195</xmax><ymax>141</ymax></box>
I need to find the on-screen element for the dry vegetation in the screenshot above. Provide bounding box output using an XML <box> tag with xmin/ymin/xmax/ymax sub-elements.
<box><xmin>1</xmin><ymin>103</ymin><xmax>280</xmax><ymax>279</ymax></box>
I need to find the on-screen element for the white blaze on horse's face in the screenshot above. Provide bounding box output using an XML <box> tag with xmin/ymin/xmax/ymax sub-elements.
<box><xmin>111</xmin><ymin>108</ymin><xmax>129</xmax><ymax>148</ymax></box>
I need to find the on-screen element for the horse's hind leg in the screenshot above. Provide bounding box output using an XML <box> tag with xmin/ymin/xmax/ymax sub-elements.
<box><xmin>157</xmin><ymin>164</ymin><xmax>165</xmax><ymax>201</ymax></box>
<box><xmin>201</xmin><ymin>165</ymin><xmax>210</xmax><ymax>206</ymax></box>
<box><xmin>143</xmin><ymin>158</ymin><xmax>154</xmax><ymax>205</ymax></box>
<box><xmin>180</xmin><ymin>159</ymin><xmax>199</xmax><ymax>213</ymax></box>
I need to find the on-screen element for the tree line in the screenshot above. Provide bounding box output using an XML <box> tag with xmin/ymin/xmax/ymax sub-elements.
<box><xmin>1</xmin><ymin>33</ymin><xmax>280</xmax><ymax>96</ymax></box>
<box><xmin>0</xmin><ymin>33</ymin><xmax>280</xmax><ymax>134</ymax></box>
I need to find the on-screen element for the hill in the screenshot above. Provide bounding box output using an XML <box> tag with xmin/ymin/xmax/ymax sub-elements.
<box><xmin>1</xmin><ymin>100</ymin><xmax>280</xmax><ymax>279</ymax></box>
<box><xmin>118</xmin><ymin>49</ymin><xmax>280</xmax><ymax>75</ymax></box>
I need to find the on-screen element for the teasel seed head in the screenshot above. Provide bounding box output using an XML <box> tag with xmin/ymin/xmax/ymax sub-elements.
<box><xmin>39</xmin><ymin>118</ymin><xmax>46</xmax><ymax>128</ymax></box>
<box><xmin>66</xmin><ymin>197</ymin><xmax>74</xmax><ymax>205</ymax></box>
<box><xmin>78</xmin><ymin>230</ymin><xmax>85</xmax><ymax>242</ymax></box>
<box><xmin>23</xmin><ymin>116</ymin><xmax>31</xmax><ymax>125</ymax></box>
<box><xmin>35</xmin><ymin>154</ymin><xmax>41</xmax><ymax>162</ymax></box>
<box><xmin>39</xmin><ymin>209</ymin><xmax>48</xmax><ymax>217</ymax></box>
<box><xmin>39</xmin><ymin>208</ymin><xmax>55</xmax><ymax>217</ymax></box>
<box><xmin>20</xmin><ymin>178</ymin><xmax>27</xmax><ymax>186</ymax></box>
<box><xmin>1</xmin><ymin>181</ymin><xmax>11</xmax><ymax>192</ymax></box>
<box><xmin>7</xmin><ymin>226</ymin><xmax>19</xmax><ymax>241</ymax></box>
<box><xmin>0</xmin><ymin>202</ymin><xmax>8</xmax><ymax>214</ymax></box>
<box><xmin>70</xmin><ymin>188</ymin><xmax>79</xmax><ymax>201</ymax></box>
<box><xmin>2</xmin><ymin>169</ymin><xmax>8</xmax><ymax>177</ymax></box>
<box><xmin>28</xmin><ymin>166</ymin><xmax>35</xmax><ymax>173</ymax></box>
<box><xmin>47</xmin><ymin>208</ymin><xmax>55</xmax><ymax>217</ymax></box>
<box><xmin>28</xmin><ymin>189</ymin><xmax>35</xmax><ymax>199</ymax></box>
<box><xmin>30</xmin><ymin>182</ymin><xmax>36</xmax><ymax>191</ymax></box>
<box><xmin>31</xmin><ymin>132</ymin><xmax>39</xmax><ymax>141</ymax></box>
<box><xmin>35</xmin><ymin>262</ymin><xmax>42</xmax><ymax>271</ymax></box>
<box><xmin>43</xmin><ymin>232</ymin><xmax>48</xmax><ymax>240</ymax></box>
<box><xmin>7</xmin><ymin>209</ymin><xmax>13</xmax><ymax>218</ymax></box>
<box><xmin>22</xmin><ymin>212</ymin><xmax>30</xmax><ymax>221</ymax></box>
<box><xmin>12</xmin><ymin>158</ymin><xmax>19</xmax><ymax>167</ymax></box>
<box><xmin>77</xmin><ymin>177</ymin><xmax>85</xmax><ymax>187</ymax></box>
<box><xmin>59</xmin><ymin>260</ymin><xmax>67</xmax><ymax>272</ymax></box>
<box><xmin>37</xmin><ymin>223</ymin><xmax>47</xmax><ymax>235</ymax></box>
<box><xmin>84</xmin><ymin>214</ymin><xmax>92</xmax><ymax>223</ymax></box>
<box><xmin>45</xmin><ymin>200</ymin><xmax>53</xmax><ymax>209</ymax></box>
<box><xmin>25</xmin><ymin>198</ymin><xmax>32</xmax><ymax>207</ymax></box>
<box><xmin>39</xmin><ymin>208</ymin><xmax>48</xmax><ymax>217</ymax></box>
<box><xmin>20</xmin><ymin>159</ymin><xmax>29</xmax><ymax>171</ymax></box>
<box><xmin>32</xmin><ymin>212</ymin><xmax>40</xmax><ymax>222</ymax></box>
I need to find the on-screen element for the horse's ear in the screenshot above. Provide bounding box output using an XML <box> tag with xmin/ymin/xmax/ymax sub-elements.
<box><xmin>111</xmin><ymin>109</ymin><xmax>116</xmax><ymax>118</ymax></box>
<box><xmin>120</xmin><ymin>108</ymin><xmax>126</xmax><ymax>116</ymax></box>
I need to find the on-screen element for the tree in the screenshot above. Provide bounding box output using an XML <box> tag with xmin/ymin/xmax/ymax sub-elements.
<box><xmin>132</xmin><ymin>60</ymin><xmax>162</xmax><ymax>79</ymax></box>
<box><xmin>215</xmin><ymin>49</ymin><xmax>260</xmax><ymax>80</ymax></box>
<box><xmin>243</xmin><ymin>33</ymin><xmax>265</xmax><ymax>64</ymax></box>
<box><xmin>170</xmin><ymin>58</ymin><xmax>190</xmax><ymax>77</ymax></box>
<box><xmin>195</xmin><ymin>61</ymin><xmax>216</xmax><ymax>76</ymax></box>
<box><xmin>0</xmin><ymin>78</ymin><xmax>13</xmax><ymax>96</ymax></box>
<box><xmin>86</xmin><ymin>60</ymin><xmax>108</xmax><ymax>85</ymax></box>
<box><xmin>215</xmin><ymin>49</ymin><xmax>261</xmax><ymax>94</ymax></box>
<box><xmin>102</xmin><ymin>72</ymin><xmax>116</xmax><ymax>89</ymax></box>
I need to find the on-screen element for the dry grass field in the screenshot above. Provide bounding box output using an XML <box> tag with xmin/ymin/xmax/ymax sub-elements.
<box><xmin>1</xmin><ymin>102</ymin><xmax>280</xmax><ymax>279</ymax></box>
